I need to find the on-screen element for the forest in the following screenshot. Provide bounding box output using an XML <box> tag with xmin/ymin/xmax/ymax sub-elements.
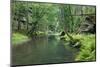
<box><xmin>11</xmin><ymin>1</ymin><xmax>96</xmax><ymax>66</ymax></box>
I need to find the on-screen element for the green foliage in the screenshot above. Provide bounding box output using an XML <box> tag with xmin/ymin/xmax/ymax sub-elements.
<box><xmin>12</xmin><ymin>1</ymin><xmax>96</xmax><ymax>35</ymax></box>
<box><xmin>74</xmin><ymin>34</ymin><xmax>96</xmax><ymax>61</ymax></box>
<box><xmin>12</xmin><ymin>33</ymin><xmax>29</xmax><ymax>45</ymax></box>
<box><xmin>60</xmin><ymin>34</ymin><xmax>96</xmax><ymax>61</ymax></box>
<box><xmin>12</xmin><ymin>1</ymin><xmax>96</xmax><ymax>63</ymax></box>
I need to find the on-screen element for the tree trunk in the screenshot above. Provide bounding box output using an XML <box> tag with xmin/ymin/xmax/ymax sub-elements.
<box><xmin>17</xmin><ymin>18</ymin><xmax>21</xmax><ymax>31</ymax></box>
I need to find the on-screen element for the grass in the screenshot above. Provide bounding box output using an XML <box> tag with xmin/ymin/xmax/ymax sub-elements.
<box><xmin>73</xmin><ymin>34</ymin><xmax>96</xmax><ymax>61</ymax></box>
<box><xmin>12</xmin><ymin>33</ymin><xmax>29</xmax><ymax>46</ymax></box>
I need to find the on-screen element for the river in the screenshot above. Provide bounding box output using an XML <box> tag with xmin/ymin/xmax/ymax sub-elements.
<box><xmin>12</xmin><ymin>35</ymin><xmax>79</xmax><ymax>65</ymax></box>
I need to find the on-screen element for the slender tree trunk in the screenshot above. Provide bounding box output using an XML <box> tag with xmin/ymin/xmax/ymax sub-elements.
<box><xmin>59</xmin><ymin>5</ymin><xmax>74</xmax><ymax>40</ymax></box>
<box><xmin>26</xmin><ymin>2</ymin><xmax>29</xmax><ymax>31</ymax></box>
<box><xmin>59</xmin><ymin>5</ymin><xmax>66</xmax><ymax>31</ymax></box>
<box><xmin>68</xmin><ymin>5</ymin><xmax>74</xmax><ymax>32</ymax></box>
<box><xmin>17</xmin><ymin>17</ymin><xmax>21</xmax><ymax>31</ymax></box>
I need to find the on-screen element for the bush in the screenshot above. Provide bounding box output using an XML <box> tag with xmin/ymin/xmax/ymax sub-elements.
<box><xmin>74</xmin><ymin>34</ymin><xmax>96</xmax><ymax>61</ymax></box>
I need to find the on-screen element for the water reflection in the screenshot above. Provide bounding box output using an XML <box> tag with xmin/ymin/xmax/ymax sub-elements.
<box><xmin>12</xmin><ymin>35</ymin><xmax>79</xmax><ymax>65</ymax></box>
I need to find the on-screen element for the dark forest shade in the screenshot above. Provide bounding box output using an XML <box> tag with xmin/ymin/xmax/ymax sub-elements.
<box><xmin>11</xmin><ymin>1</ymin><xmax>96</xmax><ymax>66</ymax></box>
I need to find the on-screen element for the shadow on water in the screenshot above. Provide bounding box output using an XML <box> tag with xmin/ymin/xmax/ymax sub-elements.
<box><xmin>12</xmin><ymin>35</ymin><xmax>79</xmax><ymax>65</ymax></box>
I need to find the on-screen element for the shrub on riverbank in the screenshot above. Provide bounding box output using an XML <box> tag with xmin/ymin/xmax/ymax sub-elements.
<box><xmin>60</xmin><ymin>34</ymin><xmax>96</xmax><ymax>61</ymax></box>
<box><xmin>12</xmin><ymin>33</ymin><xmax>29</xmax><ymax>45</ymax></box>
<box><xmin>74</xmin><ymin>34</ymin><xmax>96</xmax><ymax>61</ymax></box>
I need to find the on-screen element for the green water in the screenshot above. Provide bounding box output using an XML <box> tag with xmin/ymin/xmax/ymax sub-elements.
<box><xmin>12</xmin><ymin>35</ymin><xmax>79</xmax><ymax>65</ymax></box>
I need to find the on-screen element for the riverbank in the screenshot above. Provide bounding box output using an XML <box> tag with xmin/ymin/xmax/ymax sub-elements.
<box><xmin>12</xmin><ymin>33</ymin><xmax>29</xmax><ymax>46</ymax></box>
<box><xmin>60</xmin><ymin>34</ymin><xmax>96</xmax><ymax>61</ymax></box>
<box><xmin>74</xmin><ymin>34</ymin><xmax>96</xmax><ymax>61</ymax></box>
<box><xmin>12</xmin><ymin>33</ymin><xmax>96</xmax><ymax>61</ymax></box>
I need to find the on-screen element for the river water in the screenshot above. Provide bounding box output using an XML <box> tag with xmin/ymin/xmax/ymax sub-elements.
<box><xmin>12</xmin><ymin>35</ymin><xmax>79</xmax><ymax>65</ymax></box>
